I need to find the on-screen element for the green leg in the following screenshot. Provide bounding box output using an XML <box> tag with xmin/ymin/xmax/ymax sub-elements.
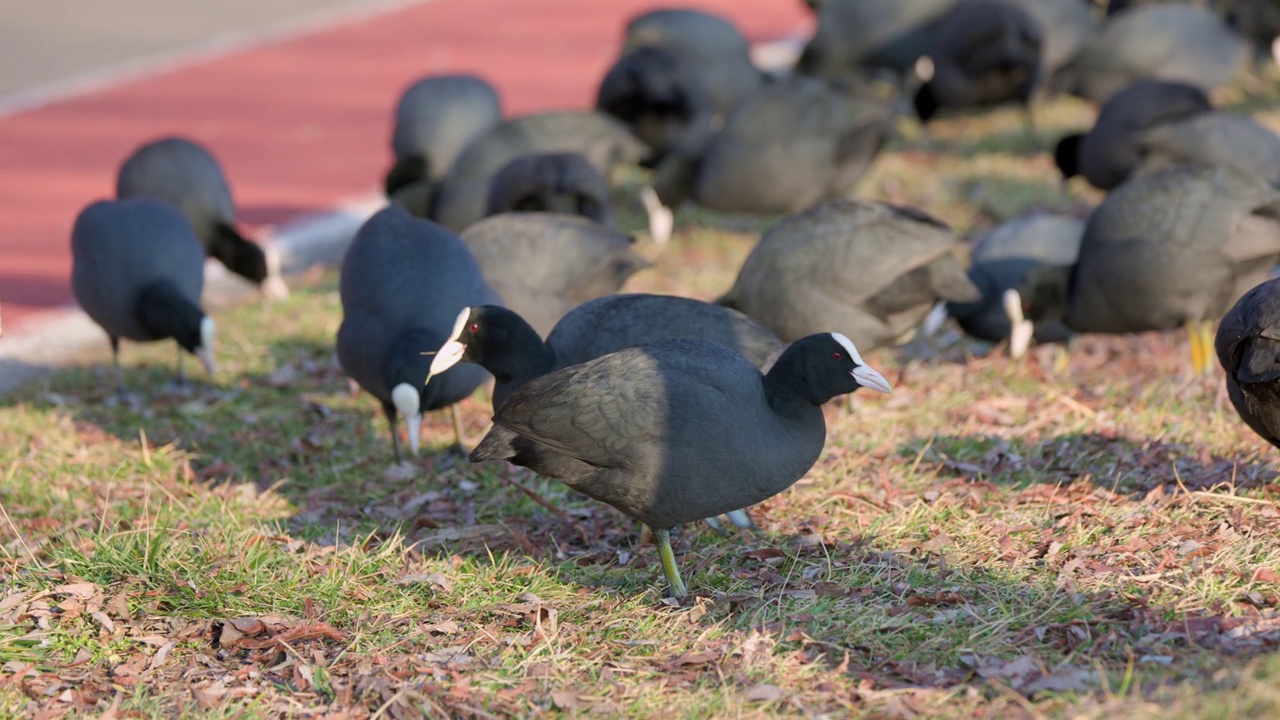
<box><xmin>654</xmin><ymin>527</ymin><xmax>688</xmax><ymax>600</ymax></box>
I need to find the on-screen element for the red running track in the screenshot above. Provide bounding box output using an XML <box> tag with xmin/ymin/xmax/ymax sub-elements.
<box><xmin>0</xmin><ymin>0</ymin><xmax>811</xmax><ymax>337</ymax></box>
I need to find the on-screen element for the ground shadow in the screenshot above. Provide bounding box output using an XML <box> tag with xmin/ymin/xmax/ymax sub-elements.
<box><xmin>898</xmin><ymin>432</ymin><xmax>1280</xmax><ymax>496</ymax></box>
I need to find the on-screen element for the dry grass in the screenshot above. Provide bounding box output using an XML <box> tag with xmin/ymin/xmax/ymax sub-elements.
<box><xmin>5</xmin><ymin>79</ymin><xmax>1280</xmax><ymax>718</ymax></box>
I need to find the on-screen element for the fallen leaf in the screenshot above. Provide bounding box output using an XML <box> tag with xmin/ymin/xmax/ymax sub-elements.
<box><xmin>104</xmin><ymin>592</ymin><xmax>130</xmax><ymax>619</ymax></box>
<box><xmin>394</xmin><ymin>573</ymin><xmax>452</xmax><ymax>592</ymax></box>
<box><xmin>813</xmin><ymin>582</ymin><xmax>849</xmax><ymax>597</ymax></box>
<box><xmin>89</xmin><ymin>611</ymin><xmax>115</xmax><ymax>634</ymax></box>
<box><xmin>744</xmin><ymin>684</ymin><xmax>785</xmax><ymax>702</ymax></box>
<box><xmin>551</xmin><ymin>690</ymin><xmax>590</xmax><ymax>710</ymax></box>
<box><xmin>745</xmin><ymin>548</ymin><xmax>786</xmax><ymax>561</ymax></box>
<box><xmin>670</xmin><ymin>650</ymin><xmax>719</xmax><ymax>667</ymax></box>
<box><xmin>147</xmin><ymin>640</ymin><xmax>175</xmax><ymax>672</ymax></box>
<box><xmin>68</xmin><ymin>648</ymin><xmax>92</xmax><ymax>667</ymax></box>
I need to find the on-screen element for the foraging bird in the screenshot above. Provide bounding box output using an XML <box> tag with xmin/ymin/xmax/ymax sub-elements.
<box><xmin>116</xmin><ymin>136</ymin><xmax>288</xmax><ymax>300</ymax></box>
<box><xmin>428</xmin><ymin>294</ymin><xmax>785</xmax><ymax>533</ymax></box>
<box><xmin>1018</xmin><ymin>164</ymin><xmax>1280</xmax><ymax>375</ymax></box>
<box><xmin>461</xmin><ymin>213</ymin><xmax>650</xmax><ymax>337</ymax></box>
<box><xmin>658</xmin><ymin>76</ymin><xmax>895</xmax><ymax>213</ymax></box>
<box><xmin>1055</xmin><ymin>79</ymin><xmax>1280</xmax><ymax>189</ymax></box>
<box><xmin>336</xmin><ymin>206</ymin><xmax>501</xmax><ymax>461</ymax></box>
<box><xmin>999</xmin><ymin>0</ymin><xmax>1098</xmax><ymax>86</ymax></box>
<box><xmin>1053</xmin><ymin>4</ymin><xmax>1249</xmax><ymax>102</ymax></box>
<box><xmin>621</xmin><ymin>8</ymin><xmax>763</xmax><ymax>119</ymax></box>
<box><xmin>385</xmin><ymin>74</ymin><xmax>502</xmax><ymax>198</ymax></box>
<box><xmin>1054</xmin><ymin>80</ymin><xmax>1214</xmax><ymax>190</ymax></box>
<box><xmin>1216</xmin><ymin>276</ymin><xmax>1280</xmax><ymax>448</ymax></box>
<box><xmin>944</xmin><ymin>211</ymin><xmax>1086</xmax><ymax>355</ymax></box>
<box><xmin>718</xmin><ymin>199</ymin><xmax>981</xmax><ymax>349</ymax></box>
<box><xmin>462</xmin><ymin>333</ymin><xmax>892</xmax><ymax>598</ymax></box>
<box><xmin>484</xmin><ymin>152</ymin><xmax>613</xmax><ymax>226</ymax></box>
<box><xmin>913</xmin><ymin>0</ymin><xmax>1044</xmax><ymax>140</ymax></box>
<box><xmin>797</xmin><ymin>0</ymin><xmax>958</xmax><ymax>80</ymax></box>
<box><xmin>596</xmin><ymin>44</ymin><xmax>719</xmax><ymax>169</ymax></box>
<box><xmin>430</xmin><ymin>111</ymin><xmax>647</xmax><ymax>232</ymax></box>
<box><xmin>70</xmin><ymin>198</ymin><xmax>216</xmax><ymax>392</ymax></box>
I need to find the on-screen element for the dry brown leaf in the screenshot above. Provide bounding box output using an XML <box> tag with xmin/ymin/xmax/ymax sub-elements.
<box><xmin>744</xmin><ymin>684</ymin><xmax>785</xmax><ymax>702</ymax></box>
<box><xmin>104</xmin><ymin>592</ymin><xmax>130</xmax><ymax>618</ymax></box>
<box><xmin>89</xmin><ymin>611</ymin><xmax>114</xmax><ymax>634</ymax></box>
<box><xmin>745</xmin><ymin>548</ymin><xmax>786</xmax><ymax>561</ymax></box>
<box><xmin>670</xmin><ymin>650</ymin><xmax>720</xmax><ymax>667</ymax></box>
<box><xmin>68</xmin><ymin>648</ymin><xmax>92</xmax><ymax>668</ymax></box>
<box><xmin>147</xmin><ymin>640</ymin><xmax>175</xmax><ymax>671</ymax></box>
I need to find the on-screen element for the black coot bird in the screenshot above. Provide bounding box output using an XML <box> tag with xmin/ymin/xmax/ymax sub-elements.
<box><xmin>336</xmin><ymin>207</ymin><xmax>501</xmax><ymax>461</ymax></box>
<box><xmin>941</xmin><ymin>211</ymin><xmax>1085</xmax><ymax>354</ymax></box>
<box><xmin>1217</xmin><ymin>277</ymin><xmax>1280</xmax><ymax>448</ymax></box>
<box><xmin>484</xmin><ymin>152</ymin><xmax>613</xmax><ymax>226</ymax></box>
<box><xmin>913</xmin><ymin>0</ymin><xmax>1044</xmax><ymax>141</ymax></box>
<box><xmin>428</xmin><ymin>294</ymin><xmax>784</xmax><ymax>410</ymax></box>
<box><xmin>385</xmin><ymin>74</ymin><xmax>502</xmax><ymax>198</ymax></box>
<box><xmin>1053</xmin><ymin>4</ymin><xmax>1248</xmax><ymax>102</ymax></box>
<box><xmin>621</xmin><ymin>8</ymin><xmax>762</xmax><ymax>120</ymax></box>
<box><xmin>1055</xmin><ymin>79</ymin><xmax>1280</xmax><ymax>190</ymax></box>
<box><xmin>463</xmin><ymin>332</ymin><xmax>892</xmax><ymax>598</ymax></box>
<box><xmin>430</xmin><ymin>111</ymin><xmax>647</xmax><ymax>232</ymax></box>
<box><xmin>1019</xmin><ymin>164</ymin><xmax>1280</xmax><ymax>375</ymax></box>
<box><xmin>1053</xmin><ymin>80</ymin><xmax>1213</xmax><ymax>190</ymax></box>
<box><xmin>461</xmin><ymin>213</ymin><xmax>650</xmax><ymax>337</ymax></box>
<box><xmin>797</xmin><ymin>0</ymin><xmax>958</xmax><ymax>80</ymax></box>
<box><xmin>666</xmin><ymin>76</ymin><xmax>895</xmax><ymax>214</ymax></box>
<box><xmin>116</xmin><ymin>136</ymin><xmax>288</xmax><ymax>300</ymax></box>
<box><xmin>427</xmin><ymin>293</ymin><xmax>785</xmax><ymax>532</ymax></box>
<box><xmin>71</xmin><ymin>198</ymin><xmax>216</xmax><ymax>392</ymax></box>
<box><xmin>718</xmin><ymin>199</ymin><xmax>980</xmax><ymax>350</ymax></box>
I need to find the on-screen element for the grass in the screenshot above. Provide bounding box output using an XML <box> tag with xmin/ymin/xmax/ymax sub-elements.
<box><xmin>7</xmin><ymin>79</ymin><xmax>1280</xmax><ymax>718</ymax></box>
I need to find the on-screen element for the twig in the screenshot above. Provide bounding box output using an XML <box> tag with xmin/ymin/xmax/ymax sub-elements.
<box><xmin>499</xmin><ymin>472</ymin><xmax>570</xmax><ymax>521</ymax></box>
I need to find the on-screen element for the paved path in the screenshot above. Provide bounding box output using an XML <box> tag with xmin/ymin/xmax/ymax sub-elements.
<box><xmin>0</xmin><ymin>0</ymin><xmax>811</xmax><ymax>339</ymax></box>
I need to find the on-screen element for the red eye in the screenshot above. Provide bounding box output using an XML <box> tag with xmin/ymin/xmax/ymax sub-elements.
<box><xmin>833</xmin><ymin>352</ymin><xmax>842</xmax><ymax>360</ymax></box>
<box><xmin>469</xmin><ymin>323</ymin><xmax>479</xmax><ymax>333</ymax></box>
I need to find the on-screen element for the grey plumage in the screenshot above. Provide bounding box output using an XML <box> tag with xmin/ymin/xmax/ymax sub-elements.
<box><xmin>116</xmin><ymin>136</ymin><xmax>281</xmax><ymax>296</ymax></box>
<box><xmin>461</xmin><ymin>213</ymin><xmax>650</xmax><ymax>337</ymax></box>
<box><xmin>431</xmin><ymin>111</ymin><xmax>647</xmax><ymax>232</ymax></box>
<box><xmin>1054</xmin><ymin>4</ymin><xmax>1249</xmax><ymax>102</ymax></box>
<box><xmin>797</xmin><ymin>0</ymin><xmax>958</xmax><ymax>79</ymax></box>
<box><xmin>484</xmin><ymin>152</ymin><xmax>613</xmax><ymax>225</ymax></box>
<box><xmin>947</xmin><ymin>211</ymin><xmax>1085</xmax><ymax>344</ymax></box>
<box><xmin>718</xmin><ymin>199</ymin><xmax>981</xmax><ymax>348</ymax></box>
<box><xmin>1044</xmin><ymin>165</ymin><xmax>1280</xmax><ymax>334</ymax></box>
<box><xmin>670</xmin><ymin>76</ymin><xmax>894</xmax><ymax>213</ymax></box>
<box><xmin>386</xmin><ymin>74</ymin><xmax>502</xmax><ymax>195</ymax></box>
<box><xmin>913</xmin><ymin>0</ymin><xmax>1044</xmax><ymax>123</ymax></box>
<box><xmin>621</xmin><ymin>8</ymin><xmax>762</xmax><ymax>118</ymax></box>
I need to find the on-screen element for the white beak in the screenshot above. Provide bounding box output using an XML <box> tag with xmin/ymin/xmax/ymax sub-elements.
<box><xmin>261</xmin><ymin>245</ymin><xmax>289</xmax><ymax>300</ymax></box>
<box><xmin>428</xmin><ymin>339</ymin><xmax>466</xmax><ymax>381</ymax></box>
<box><xmin>921</xmin><ymin>300</ymin><xmax>949</xmax><ymax>337</ymax></box>
<box><xmin>641</xmin><ymin>186</ymin><xmax>673</xmax><ymax>246</ymax></box>
<box><xmin>853</xmin><ymin>364</ymin><xmax>893</xmax><ymax>394</ymax></box>
<box><xmin>1003</xmin><ymin>289</ymin><xmax>1034</xmax><ymax>359</ymax></box>
<box><xmin>196</xmin><ymin>346</ymin><xmax>216</xmax><ymax>376</ymax></box>
<box><xmin>391</xmin><ymin>383</ymin><xmax>421</xmax><ymax>456</ymax></box>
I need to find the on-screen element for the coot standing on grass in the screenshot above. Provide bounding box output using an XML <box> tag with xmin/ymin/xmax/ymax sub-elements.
<box><xmin>71</xmin><ymin>198</ymin><xmax>216</xmax><ymax>393</ymax></box>
<box><xmin>426</xmin><ymin>294</ymin><xmax>785</xmax><ymax>533</ymax></box>
<box><xmin>463</xmin><ymin>332</ymin><xmax>892</xmax><ymax>598</ymax></box>
<box><xmin>336</xmin><ymin>207</ymin><xmax>501</xmax><ymax>462</ymax></box>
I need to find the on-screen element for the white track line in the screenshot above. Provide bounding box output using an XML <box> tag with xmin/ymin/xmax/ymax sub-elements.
<box><xmin>0</xmin><ymin>0</ymin><xmax>434</xmax><ymax>118</ymax></box>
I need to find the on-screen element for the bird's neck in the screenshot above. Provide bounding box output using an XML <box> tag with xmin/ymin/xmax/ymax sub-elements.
<box><xmin>136</xmin><ymin>281</ymin><xmax>205</xmax><ymax>353</ymax></box>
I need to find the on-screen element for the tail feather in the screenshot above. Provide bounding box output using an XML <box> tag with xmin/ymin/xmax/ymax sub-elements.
<box><xmin>468</xmin><ymin>425</ymin><xmax>516</xmax><ymax>463</ymax></box>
